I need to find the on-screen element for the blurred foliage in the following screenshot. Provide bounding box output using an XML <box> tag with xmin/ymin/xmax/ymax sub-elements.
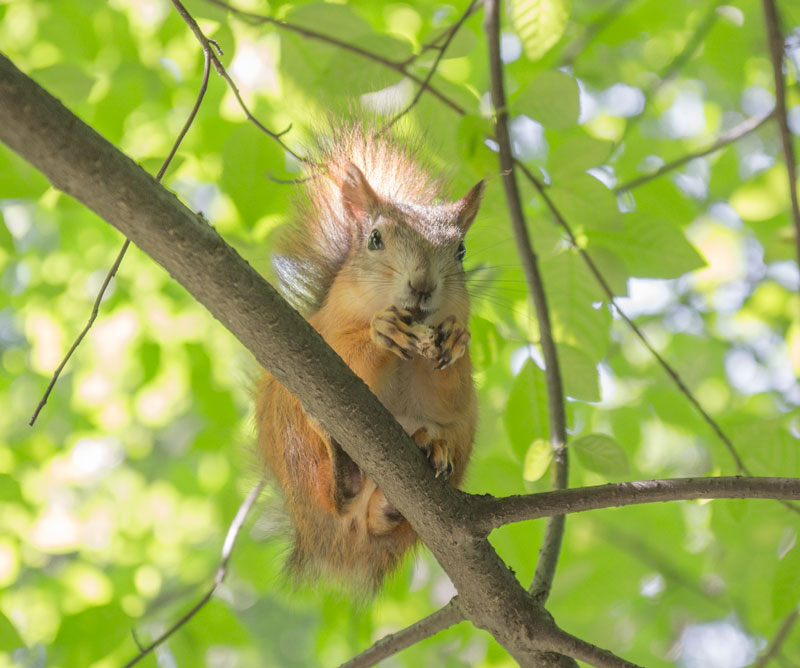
<box><xmin>1</xmin><ymin>0</ymin><xmax>800</xmax><ymax>666</ymax></box>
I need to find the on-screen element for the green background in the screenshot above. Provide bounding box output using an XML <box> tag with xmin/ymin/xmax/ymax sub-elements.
<box><xmin>1</xmin><ymin>0</ymin><xmax>799</xmax><ymax>666</ymax></box>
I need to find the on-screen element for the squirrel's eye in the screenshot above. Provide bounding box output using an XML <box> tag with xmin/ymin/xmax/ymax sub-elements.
<box><xmin>368</xmin><ymin>229</ymin><xmax>384</xmax><ymax>251</ymax></box>
<box><xmin>455</xmin><ymin>240</ymin><xmax>466</xmax><ymax>261</ymax></box>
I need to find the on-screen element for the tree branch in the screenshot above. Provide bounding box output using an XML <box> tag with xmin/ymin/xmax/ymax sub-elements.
<box><xmin>618</xmin><ymin>2</ymin><xmax>721</xmax><ymax>145</ymax></box>
<box><xmin>762</xmin><ymin>0</ymin><xmax>800</xmax><ymax>272</ymax></box>
<box><xmin>383</xmin><ymin>0</ymin><xmax>477</xmax><ymax>131</ymax></box>
<box><xmin>337</xmin><ymin>598</ymin><xmax>463</xmax><ymax>668</ymax></box>
<box><xmin>484</xmin><ymin>0</ymin><xmax>569</xmax><ymax>610</ymax></box>
<box><xmin>204</xmin><ymin>0</ymin><xmax>468</xmax><ymax>116</ymax></box>
<box><xmin>615</xmin><ymin>111</ymin><xmax>774</xmax><ymax>193</ymax></box>
<box><xmin>123</xmin><ymin>478</ymin><xmax>266</xmax><ymax>667</ymax></box>
<box><xmin>754</xmin><ymin>608</ymin><xmax>799</xmax><ymax>668</ymax></box>
<box><xmin>471</xmin><ymin>476</ymin><xmax>800</xmax><ymax>533</ymax></box>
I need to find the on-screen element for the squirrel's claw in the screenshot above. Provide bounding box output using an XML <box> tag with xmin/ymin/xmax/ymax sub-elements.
<box><xmin>412</xmin><ymin>427</ymin><xmax>455</xmax><ymax>480</ymax></box>
<box><xmin>433</xmin><ymin>316</ymin><xmax>470</xmax><ymax>371</ymax></box>
<box><xmin>371</xmin><ymin>306</ymin><xmax>429</xmax><ymax>360</ymax></box>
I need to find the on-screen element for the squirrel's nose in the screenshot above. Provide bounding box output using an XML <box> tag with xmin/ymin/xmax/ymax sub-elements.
<box><xmin>408</xmin><ymin>277</ymin><xmax>435</xmax><ymax>301</ymax></box>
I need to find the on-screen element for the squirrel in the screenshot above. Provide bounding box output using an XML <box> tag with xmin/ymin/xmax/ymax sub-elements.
<box><xmin>256</xmin><ymin>125</ymin><xmax>483</xmax><ymax>589</ymax></box>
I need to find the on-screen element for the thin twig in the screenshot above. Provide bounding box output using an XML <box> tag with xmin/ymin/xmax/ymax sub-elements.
<box><xmin>558</xmin><ymin>0</ymin><xmax>634</xmax><ymax>68</ymax></box>
<box><xmin>762</xmin><ymin>0</ymin><xmax>800</xmax><ymax>272</ymax></box>
<box><xmin>204</xmin><ymin>0</ymin><xmax>468</xmax><ymax>116</ymax></box>
<box><xmin>397</xmin><ymin>1</ymin><xmax>484</xmax><ymax>67</ymax></box>
<box><xmin>484</xmin><ymin>0</ymin><xmax>568</xmax><ymax>609</ymax></box>
<box><xmin>618</xmin><ymin>2</ymin><xmax>720</xmax><ymax>145</ymax></box>
<box><xmin>123</xmin><ymin>478</ymin><xmax>266</xmax><ymax>667</ymax></box>
<box><xmin>383</xmin><ymin>0</ymin><xmax>477</xmax><ymax>132</ymax></box>
<box><xmin>171</xmin><ymin>0</ymin><xmax>305</xmax><ymax>163</ymax></box>
<box><xmin>615</xmin><ymin>111</ymin><xmax>774</xmax><ymax>193</ymax></box>
<box><xmin>337</xmin><ymin>599</ymin><xmax>463</xmax><ymax>668</ymax></box>
<box><xmin>516</xmin><ymin>162</ymin><xmax>750</xmax><ymax>475</ymax></box>
<box><xmin>471</xmin><ymin>476</ymin><xmax>800</xmax><ymax>533</ymax></box>
<box><xmin>754</xmin><ymin>608</ymin><xmax>800</xmax><ymax>668</ymax></box>
<box><xmin>29</xmin><ymin>44</ymin><xmax>214</xmax><ymax>426</ymax></box>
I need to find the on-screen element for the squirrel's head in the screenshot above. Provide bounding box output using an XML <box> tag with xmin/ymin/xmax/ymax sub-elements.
<box><xmin>336</xmin><ymin>163</ymin><xmax>484</xmax><ymax>325</ymax></box>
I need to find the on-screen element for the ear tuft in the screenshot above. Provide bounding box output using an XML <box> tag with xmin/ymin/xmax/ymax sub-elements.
<box><xmin>341</xmin><ymin>162</ymin><xmax>381</xmax><ymax>224</ymax></box>
<box><xmin>456</xmin><ymin>180</ymin><xmax>485</xmax><ymax>231</ymax></box>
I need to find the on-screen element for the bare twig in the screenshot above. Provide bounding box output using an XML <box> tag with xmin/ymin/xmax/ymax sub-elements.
<box><xmin>383</xmin><ymin>0</ymin><xmax>477</xmax><ymax>132</ymax></box>
<box><xmin>123</xmin><ymin>478</ymin><xmax>266</xmax><ymax>667</ymax></box>
<box><xmin>762</xmin><ymin>0</ymin><xmax>800</xmax><ymax>272</ymax></box>
<box><xmin>472</xmin><ymin>476</ymin><xmax>800</xmax><ymax>533</ymax></box>
<box><xmin>615</xmin><ymin>111</ymin><xmax>774</xmax><ymax>193</ymax></box>
<box><xmin>170</xmin><ymin>0</ymin><xmax>304</xmax><ymax>163</ymax></box>
<box><xmin>204</xmin><ymin>0</ymin><xmax>468</xmax><ymax>116</ymax></box>
<box><xmin>29</xmin><ymin>42</ymin><xmax>214</xmax><ymax>426</ymax></box>
<box><xmin>398</xmin><ymin>1</ymin><xmax>484</xmax><ymax>67</ymax></box>
<box><xmin>619</xmin><ymin>2</ymin><xmax>721</xmax><ymax>144</ymax></box>
<box><xmin>338</xmin><ymin>599</ymin><xmax>463</xmax><ymax>668</ymax></box>
<box><xmin>559</xmin><ymin>0</ymin><xmax>634</xmax><ymax>68</ymax></box>
<box><xmin>754</xmin><ymin>608</ymin><xmax>800</xmax><ymax>668</ymax></box>
<box><xmin>484</xmin><ymin>0</ymin><xmax>569</xmax><ymax>609</ymax></box>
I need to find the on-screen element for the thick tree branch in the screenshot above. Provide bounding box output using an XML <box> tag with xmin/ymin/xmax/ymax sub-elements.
<box><xmin>471</xmin><ymin>476</ymin><xmax>800</xmax><ymax>533</ymax></box>
<box><xmin>762</xmin><ymin>0</ymin><xmax>800</xmax><ymax>271</ymax></box>
<box><xmin>0</xmin><ymin>50</ymin><xmax>608</xmax><ymax>666</ymax></box>
<box><xmin>484</xmin><ymin>0</ymin><xmax>569</xmax><ymax>610</ymax></box>
<box><xmin>615</xmin><ymin>111</ymin><xmax>774</xmax><ymax>193</ymax></box>
<box><xmin>337</xmin><ymin>599</ymin><xmax>463</xmax><ymax>668</ymax></box>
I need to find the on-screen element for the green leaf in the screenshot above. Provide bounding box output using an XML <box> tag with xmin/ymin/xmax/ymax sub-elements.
<box><xmin>773</xmin><ymin>543</ymin><xmax>800</xmax><ymax>620</ymax></box>
<box><xmin>0</xmin><ymin>611</ymin><xmax>23</xmax><ymax>651</ymax></box>
<box><xmin>505</xmin><ymin>358</ymin><xmax>550</xmax><ymax>458</ymax></box>
<box><xmin>587</xmin><ymin>211</ymin><xmax>706</xmax><ymax>279</ymax></box>
<box><xmin>549</xmin><ymin>131</ymin><xmax>614</xmax><ymax>179</ymax></box>
<box><xmin>549</xmin><ymin>173</ymin><xmax>621</xmax><ymax>231</ymax></box>
<box><xmin>572</xmin><ymin>433</ymin><xmax>629</xmax><ymax>475</ymax></box>
<box><xmin>513</xmin><ymin>70</ymin><xmax>579</xmax><ymax>129</ymax></box>
<box><xmin>510</xmin><ymin>0</ymin><xmax>571</xmax><ymax>62</ymax></box>
<box><xmin>523</xmin><ymin>439</ymin><xmax>553</xmax><ymax>481</ymax></box>
<box><xmin>557</xmin><ymin>344</ymin><xmax>600</xmax><ymax>402</ymax></box>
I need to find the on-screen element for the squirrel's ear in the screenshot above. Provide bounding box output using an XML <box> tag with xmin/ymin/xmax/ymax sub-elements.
<box><xmin>341</xmin><ymin>162</ymin><xmax>380</xmax><ymax>225</ymax></box>
<box><xmin>455</xmin><ymin>180</ymin><xmax>485</xmax><ymax>231</ymax></box>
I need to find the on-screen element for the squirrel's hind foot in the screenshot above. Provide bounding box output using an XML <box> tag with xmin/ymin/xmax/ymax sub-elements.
<box><xmin>412</xmin><ymin>427</ymin><xmax>455</xmax><ymax>479</ymax></box>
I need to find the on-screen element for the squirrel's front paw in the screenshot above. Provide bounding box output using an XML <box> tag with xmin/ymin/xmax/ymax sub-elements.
<box><xmin>371</xmin><ymin>306</ymin><xmax>433</xmax><ymax>360</ymax></box>
<box><xmin>433</xmin><ymin>315</ymin><xmax>470</xmax><ymax>370</ymax></box>
<box><xmin>412</xmin><ymin>427</ymin><xmax>454</xmax><ymax>479</ymax></box>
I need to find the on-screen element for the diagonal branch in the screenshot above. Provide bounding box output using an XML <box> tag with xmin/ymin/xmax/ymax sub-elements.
<box><xmin>754</xmin><ymin>608</ymin><xmax>799</xmax><ymax>668</ymax></box>
<box><xmin>204</xmin><ymin>0</ymin><xmax>468</xmax><ymax>116</ymax></box>
<box><xmin>337</xmin><ymin>599</ymin><xmax>463</xmax><ymax>668</ymax></box>
<box><xmin>484</xmin><ymin>0</ymin><xmax>569</xmax><ymax>609</ymax></box>
<box><xmin>615</xmin><ymin>110</ymin><xmax>774</xmax><ymax>193</ymax></box>
<box><xmin>383</xmin><ymin>0</ymin><xmax>477</xmax><ymax>131</ymax></box>
<box><xmin>471</xmin><ymin>476</ymin><xmax>800</xmax><ymax>533</ymax></box>
<box><xmin>123</xmin><ymin>478</ymin><xmax>266</xmax><ymax>667</ymax></box>
<box><xmin>618</xmin><ymin>2</ymin><xmax>721</xmax><ymax>145</ymax></box>
<box><xmin>762</xmin><ymin>0</ymin><xmax>800</xmax><ymax>272</ymax></box>
<box><xmin>29</xmin><ymin>37</ymin><xmax>214</xmax><ymax>426</ymax></box>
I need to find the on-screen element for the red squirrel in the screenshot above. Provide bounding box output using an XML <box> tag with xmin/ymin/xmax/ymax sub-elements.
<box><xmin>256</xmin><ymin>126</ymin><xmax>483</xmax><ymax>588</ymax></box>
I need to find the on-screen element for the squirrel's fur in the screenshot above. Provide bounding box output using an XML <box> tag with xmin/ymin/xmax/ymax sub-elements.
<box><xmin>257</xmin><ymin>124</ymin><xmax>483</xmax><ymax>589</ymax></box>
